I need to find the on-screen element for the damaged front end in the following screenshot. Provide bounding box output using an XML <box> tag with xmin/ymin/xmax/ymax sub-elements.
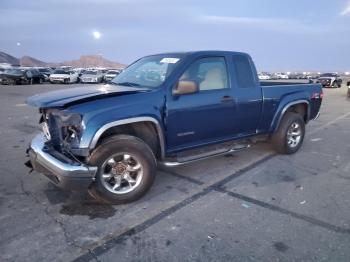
<box><xmin>40</xmin><ymin>109</ymin><xmax>89</xmax><ymax>157</ymax></box>
<box><xmin>26</xmin><ymin>108</ymin><xmax>97</xmax><ymax>190</ymax></box>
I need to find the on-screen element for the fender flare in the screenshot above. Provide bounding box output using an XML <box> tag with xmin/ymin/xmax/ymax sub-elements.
<box><xmin>86</xmin><ymin>116</ymin><xmax>166</xmax><ymax>158</ymax></box>
<box><xmin>272</xmin><ymin>100</ymin><xmax>310</xmax><ymax>132</ymax></box>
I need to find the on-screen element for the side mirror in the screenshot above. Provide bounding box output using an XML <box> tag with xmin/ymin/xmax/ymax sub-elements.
<box><xmin>173</xmin><ymin>80</ymin><xmax>199</xmax><ymax>96</ymax></box>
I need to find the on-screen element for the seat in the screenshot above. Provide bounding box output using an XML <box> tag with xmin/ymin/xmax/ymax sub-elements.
<box><xmin>200</xmin><ymin>67</ymin><xmax>226</xmax><ymax>91</ymax></box>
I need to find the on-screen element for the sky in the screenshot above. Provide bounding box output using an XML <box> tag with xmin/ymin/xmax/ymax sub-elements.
<box><xmin>0</xmin><ymin>0</ymin><xmax>349</xmax><ymax>71</ymax></box>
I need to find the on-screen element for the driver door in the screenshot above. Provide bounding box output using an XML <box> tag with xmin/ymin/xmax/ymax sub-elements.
<box><xmin>165</xmin><ymin>56</ymin><xmax>239</xmax><ymax>152</ymax></box>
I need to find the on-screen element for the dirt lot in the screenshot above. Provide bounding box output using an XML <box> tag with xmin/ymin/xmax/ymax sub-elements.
<box><xmin>0</xmin><ymin>83</ymin><xmax>349</xmax><ymax>262</ymax></box>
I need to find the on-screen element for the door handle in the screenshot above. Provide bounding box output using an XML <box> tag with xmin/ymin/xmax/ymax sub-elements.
<box><xmin>221</xmin><ymin>95</ymin><xmax>234</xmax><ymax>103</ymax></box>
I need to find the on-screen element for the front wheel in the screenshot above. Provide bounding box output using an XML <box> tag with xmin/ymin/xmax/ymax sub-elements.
<box><xmin>271</xmin><ymin>112</ymin><xmax>305</xmax><ymax>154</ymax></box>
<box><xmin>88</xmin><ymin>135</ymin><xmax>157</xmax><ymax>204</ymax></box>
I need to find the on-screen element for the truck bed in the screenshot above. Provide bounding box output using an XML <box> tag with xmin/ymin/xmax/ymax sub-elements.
<box><xmin>258</xmin><ymin>81</ymin><xmax>322</xmax><ymax>132</ymax></box>
<box><xmin>260</xmin><ymin>80</ymin><xmax>314</xmax><ymax>86</ymax></box>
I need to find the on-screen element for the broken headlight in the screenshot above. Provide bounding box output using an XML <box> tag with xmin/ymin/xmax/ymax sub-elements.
<box><xmin>42</xmin><ymin>110</ymin><xmax>83</xmax><ymax>151</ymax></box>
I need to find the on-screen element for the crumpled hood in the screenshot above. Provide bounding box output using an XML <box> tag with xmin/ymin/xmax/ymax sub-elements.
<box><xmin>26</xmin><ymin>84</ymin><xmax>149</xmax><ymax>109</ymax></box>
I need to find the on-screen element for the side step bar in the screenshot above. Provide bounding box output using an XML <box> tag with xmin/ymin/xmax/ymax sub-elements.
<box><xmin>159</xmin><ymin>144</ymin><xmax>250</xmax><ymax>167</ymax></box>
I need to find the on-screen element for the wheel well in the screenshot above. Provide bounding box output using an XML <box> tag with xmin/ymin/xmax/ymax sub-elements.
<box><xmin>285</xmin><ymin>103</ymin><xmax>308</xmax><ymax>123</ymax></box>
<box><xmin>97</xmin><ymin>122</ymin><xmax>161</xmax><ymax>158</ymax></box>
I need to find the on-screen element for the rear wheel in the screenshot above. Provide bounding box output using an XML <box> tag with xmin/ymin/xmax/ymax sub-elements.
<box><xmin>271</xmin><ymin>112</ymin><xmax>305</xmax><ymax>154</ymax></box>
<box><xmin>332</xmin><ymin>81</ymin><xmax>339</xmax><ymax>88</ymax></box>
<box><xmin>88</xmin><ymin>135</ymin><xmax>157</xmax><ymax>204</ymax></box>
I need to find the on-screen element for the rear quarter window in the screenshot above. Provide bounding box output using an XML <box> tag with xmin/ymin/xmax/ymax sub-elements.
<box><xmin>232</xmin><ymin>55</ymin><xmax>256</xmax><ymax>88</ymax></box>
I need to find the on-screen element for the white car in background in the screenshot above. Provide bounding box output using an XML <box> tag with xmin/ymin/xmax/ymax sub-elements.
<box><xmin>275</xmin><ymin>72</ymin><xmax>289</xmax><ymax>79</ymax></box>
<box><xmin>103</xmin><ymin>69</ymin><xmax>120</xmax><ymax>82</ymax></box>
<box><xmin>258</xmin><ymin>73</ymin><xmax>271</xmax><ymax>80</ymax></box>
<box><xmin>80</xmin><ymin>70</ymin><xmax>104</xmax><ymax>83</ymax></box>
<box><xmin>49</xmin><ymin>69</ymin><xmax>78</xmax><ymax>84</ymax></box>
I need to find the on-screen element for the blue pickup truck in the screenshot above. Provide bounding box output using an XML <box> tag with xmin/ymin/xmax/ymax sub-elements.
<box><xmin>26</xmin><ymin>51</ymin><xmax>323</xmax><ymax>204</ymax></box>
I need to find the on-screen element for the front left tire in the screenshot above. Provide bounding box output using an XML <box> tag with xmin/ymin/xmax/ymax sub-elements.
<box><xmin>88</xmin><ymin>135</ymin><xmax>157</xmax><ymax>204</ymax></box>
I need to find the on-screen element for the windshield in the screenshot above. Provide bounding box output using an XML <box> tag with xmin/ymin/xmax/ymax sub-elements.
<box><xmin>320</xmin><ymin>73</ymin><xmax>336</xmax><ymax>77</ymax></box>
<box><xmin>111</xmin><ymin>55</ymin><xmax>182</xmax><ymax>88</ymax></box>
<box><xmin>38</xmin><ymin>68</ymin><xmax>50</xmax><ymax>73</ymax></box>
<box><xmin>5</xmin><ymin>69</ymin><xmax>25</xmax><ymax>75</ymax></box>
<box><xmin>53</xmin><ymin>69</ymin><xmax>69</xmax><ymax>74</ymax></box>
<box><xmin>83</xmin><ymin>71</ymin><xmax>97</xmax><ymax>75</ymax></box>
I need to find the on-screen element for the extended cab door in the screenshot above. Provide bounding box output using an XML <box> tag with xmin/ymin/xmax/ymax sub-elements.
<box><xmin>230</xmin><ymin>54</ymin><xmax>263</xmax><ymax>134</ymax></box>
<box><xmin>165</xmin><ymin>56</ymin><xmax>239</xmax><ymax>152</ymax></box>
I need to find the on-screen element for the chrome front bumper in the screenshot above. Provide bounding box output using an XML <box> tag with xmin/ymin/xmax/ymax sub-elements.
<box><xmin>27</xmin><ymin>133</ymin><xmax>97</xmax><ymax>190</ymax></box>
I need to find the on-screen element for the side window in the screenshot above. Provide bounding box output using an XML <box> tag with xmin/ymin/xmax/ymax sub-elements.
<box><xmin>180</xmin><ymin>57</ymin><xmax>229</xmax><ymax>91</ymax></box>
<box><xmin>232</xmin><ymin>55</ymin><xmax>256</xmax><ymax>88</ymax></box>
<box><xmin>26</xmin><ymin>71</ymin><xmax>33</xmax><ymax>77</ymax></box>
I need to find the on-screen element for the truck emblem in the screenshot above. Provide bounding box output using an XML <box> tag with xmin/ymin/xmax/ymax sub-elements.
<box><xmin>177</xmin><ymin>131</ymin><xmax>195</xmax><ymax>137</ymax></box>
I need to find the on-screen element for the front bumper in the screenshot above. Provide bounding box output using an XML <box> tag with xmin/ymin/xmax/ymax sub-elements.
<box><xmin>81</xmin><ymin>78</ymin><xmax>99</xmax><ymax>83</ymax></box>
<box><xmin>50</xmin><ymin>78</ymin><xmax>67</xmax><ymax>83</ymax></box>
<box><xmin>1</xmin><ymin>78</ymin><xmax>17</xmax><ymax>85</ymax></box>
<box><xmin>27</xmin><ymin>133</ymin><xmax>97</xmax><ymax>190</ymax></box>
<box><xmin>318</xmin><ymin>80</ymin><xmax>331</xmax><ymax>87</ymax></box>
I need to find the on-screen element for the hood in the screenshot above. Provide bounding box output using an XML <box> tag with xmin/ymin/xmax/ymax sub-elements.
<box><xmin>1</xmin><ymin>73</ymin><xmax>23</xmax><ymax>79</ymax></box>
<box><xmin>50</xmin><ymin>73</ymin><xmax>70</xmax><ymax>78</ymax></box>
<box><xmin>26</xmin><ymin>84</ymin><xmax>150</xmax><ymax>109</ymax></box>
<box><xmin>81</xmin><ymin>74</ymin><xmax>100</xmax><ymax>77</ymax></box>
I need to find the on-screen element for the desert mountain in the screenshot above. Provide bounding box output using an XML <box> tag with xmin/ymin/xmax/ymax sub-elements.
<box><xmin>0</xmin><ymin>51</ymin><xmax>125</xmax><ymax>68</ymax></box>
<box><xmin>20</xmin><ymin>56</ymin><xmax>49</xmax><ymax>67</ymax></box>
<box><xmin>61</xmin><ymin>55</ymin><xmax>125</xmax><ymax>69</ymax></box>
<box><xmin>0</xmin><ymin>51</ymin><xmax>20</xmax><ymax>65</ymax></box>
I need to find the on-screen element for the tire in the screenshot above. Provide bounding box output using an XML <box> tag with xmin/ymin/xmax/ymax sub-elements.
<box><xmin>88</xmin><ymin>135</ymin><xmax>157</xmax><ymax>204</ymax></box>
<box><xmin>332</xmin><ymin>81</ymin><xmax>339</xmax><ymax>88</ymax></box>
<box><xmin>64</xmin><ymin>78</ymin><xmax>69</xmax><ymax>84</ymax></box>
<box><xmin>271</xmin><ymin>112</ymin><xmax>305</xmax><ymax>154</ymax></box>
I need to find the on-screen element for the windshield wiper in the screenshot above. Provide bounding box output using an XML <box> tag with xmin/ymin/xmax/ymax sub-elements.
<box><xmin>113</xmin><ymin>82</ymin><xmax>140</xmax><ymax>87</ymax></box>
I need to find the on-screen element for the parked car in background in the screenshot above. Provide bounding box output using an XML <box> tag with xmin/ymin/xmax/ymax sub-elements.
<box><xmin>26</xmin><ymin>50</ymin><xmax>323</xmax><ymax>204</ymax></box>
<box><xmin>103</xmin><ymin>69</ymin><xmax>120</xmax><ymax>82</ymax></box>
<box><xmin>1</xmin><ymin>68</ymin><xmax>45</xmax><ymax>85</ymax></box>
<box><xmin>80</xmin><ymin>70</ymin><xmax>104</xmax><ymax>83</ymax></box>
<box><xmin>37</xmin><ymin>67</ymin><xmax>52</xmax><ymax>81</ymax></box>
<box><xmin>258</xmin><ymin>73</ymin><xmax>270</xmax><ymax>80</ymax></box>
<box><xmin>288</xmin><ymin>73</ymin><xmax>302</xmax><ymax>80</ymax></box>
<box><xmin>317</xmin><ymin>73</ymin><xmax>342</xmax><ymax>88</ymax></box>
<box><xmin>274</xmin><ymin>72</ymin><xmax>289</xmax><ymax>79</ymax></box>
<box><xmin>347</xmin><ymin>80</ymin><xmax>350</xmax><ymax>97</ymax></box>
<box><xmin>49</xmin><ymin>69</ymin><xmax>78</xmax><ymax>84</ymax></box>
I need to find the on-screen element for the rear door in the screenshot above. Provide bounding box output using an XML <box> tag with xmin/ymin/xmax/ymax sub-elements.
<box><xmin>230</xmin><ymin>54</ymin><xmax>263</xmax><ymax>134</ymax></box>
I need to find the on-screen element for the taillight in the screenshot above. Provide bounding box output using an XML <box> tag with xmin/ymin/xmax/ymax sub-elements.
<box><xmin>312</xmin><ymin>91</ymin><xmax>323</xmax><ymax>99</ymax></box>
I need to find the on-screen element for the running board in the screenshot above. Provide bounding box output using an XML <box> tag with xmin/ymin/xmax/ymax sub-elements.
<box><xmin>159</xmin><ymin>144</ymin><xmax>251</xmax><ymax>167</ymax></box>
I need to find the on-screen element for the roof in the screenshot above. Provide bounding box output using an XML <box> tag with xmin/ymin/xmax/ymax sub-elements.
<box><xmin>146</xmin><ymin>50</ymin><xmax>249</xmax><ymax>58</ymax></box>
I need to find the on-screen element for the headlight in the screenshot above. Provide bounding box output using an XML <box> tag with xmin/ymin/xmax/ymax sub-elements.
<box><xmin>49</xmin><ymin>111</ymin><xmax>83</xmax><ymax>149</ymax></box>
